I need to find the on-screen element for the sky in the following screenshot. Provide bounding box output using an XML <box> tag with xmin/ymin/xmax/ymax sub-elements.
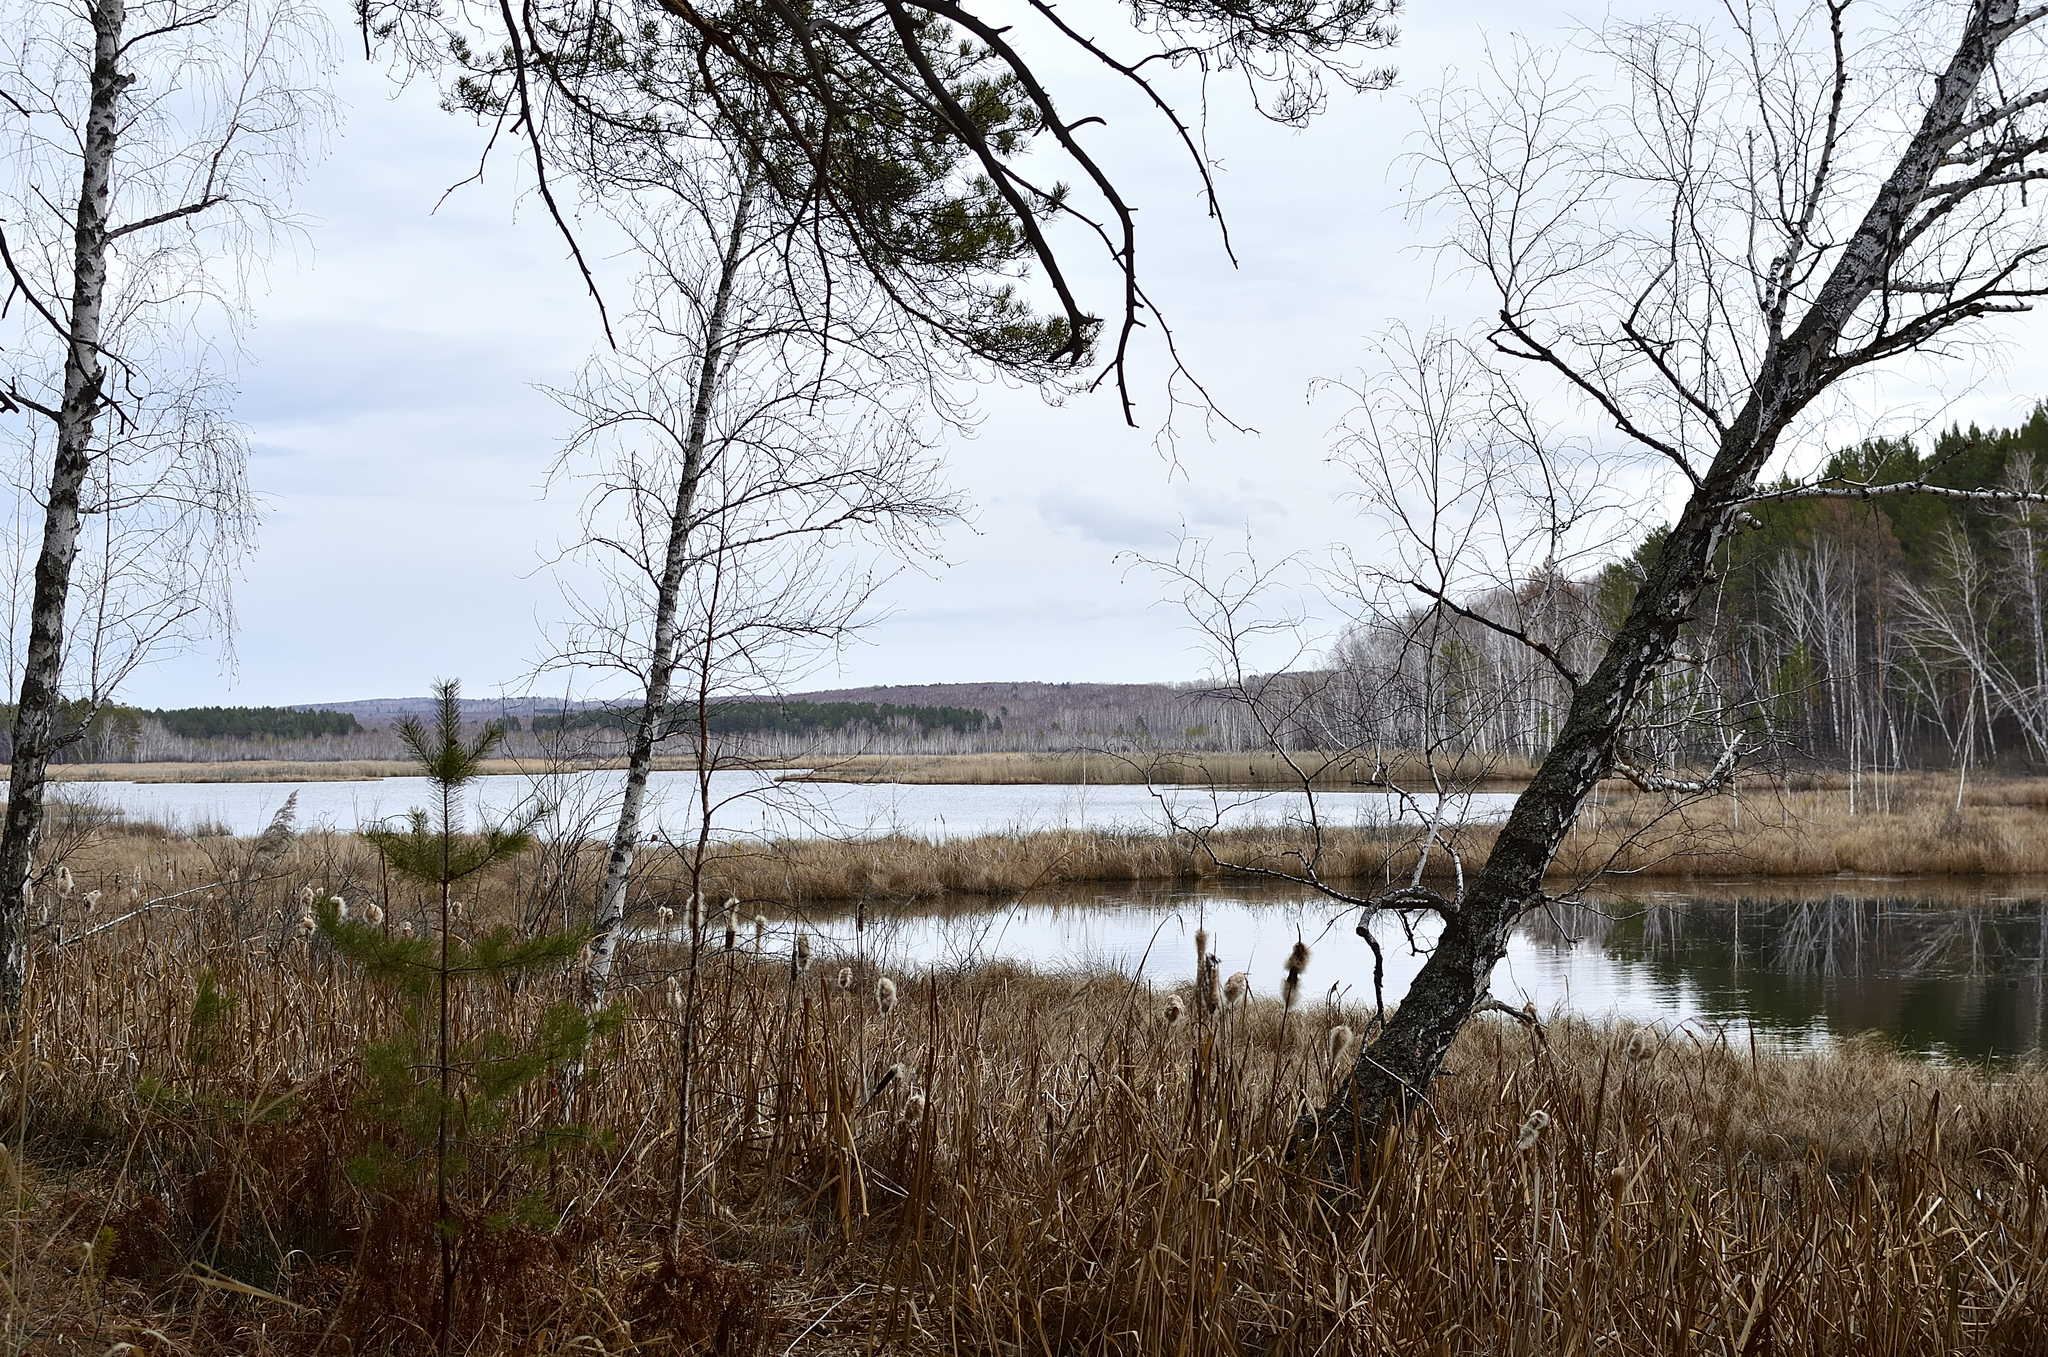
<box><xmin>109</xmin><ymin>0</ymin><xmax>2048</xmax><ymax>709</ymax></box>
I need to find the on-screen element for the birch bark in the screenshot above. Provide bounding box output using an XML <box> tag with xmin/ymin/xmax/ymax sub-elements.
<box><xmin>0</xmin><ymin>0</ymin><xmax>126</xmax><ymax>1013</ymax></box>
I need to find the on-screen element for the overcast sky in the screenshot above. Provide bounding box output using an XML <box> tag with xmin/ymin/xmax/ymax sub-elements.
<box><xmin>114</xmin><ymin>0</ymin><xmax>2048</xmax><ymax>709</ymax></box>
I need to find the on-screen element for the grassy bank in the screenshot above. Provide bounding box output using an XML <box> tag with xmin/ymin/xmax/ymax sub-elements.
<box><xmin>13</xmin><ymin>841</ymin><xmax>2048</xmax><ymax>1355</ymax></box>
<box><xmin>780</xmin><ymin>748</ymin><xmax>1541</xmax><ymax>787</ymax></box>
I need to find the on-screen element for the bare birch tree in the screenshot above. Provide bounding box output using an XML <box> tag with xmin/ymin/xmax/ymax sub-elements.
<box><xmin>541</xmin><ymin>153</ymin><xmax>961</xmax><ymax>1018</ymax></box>
<box><xmin>1257</xmin><ymin>0</ymin><xmax>2048</xmax><ymax>1175</ymax></box>
<box><xmin>0</xmin><ymin>0</ymin><xmax>331</xmax><ymax>1011</ymax></box>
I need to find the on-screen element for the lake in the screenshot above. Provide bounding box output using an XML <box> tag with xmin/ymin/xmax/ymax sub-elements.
<box><xmin>49</xmin><ymin>769</ymin><xmax>1516</xmax><ymax>840</ymax></box>
<box><xmin>714</xmin><ymin>877</ymin><xmax>2048</xmax><ymax>1061</ymax></box>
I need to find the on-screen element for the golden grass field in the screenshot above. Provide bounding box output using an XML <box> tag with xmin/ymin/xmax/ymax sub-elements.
<box><xmin>5</xmin><ymin>813</ymin><xmax>2048</xmax><ymax>1354</ymax></box>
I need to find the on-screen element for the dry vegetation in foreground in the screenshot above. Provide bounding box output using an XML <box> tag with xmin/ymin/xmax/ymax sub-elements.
<box><xmin>6</xmin><ymin>828</ymin><xmax>2048</xmax><ymax>1354</ymax></box>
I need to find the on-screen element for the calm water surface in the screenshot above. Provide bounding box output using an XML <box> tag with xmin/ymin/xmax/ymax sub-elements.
<box><xmin>758</xmin><ymin>878</ymin><xmax>2048</xmax><ymax>1061</ymax></box>
<box><xmin>52</xmin><ymin>771</ymin><xmax>1513</xmax><ymax>839</ymax></box>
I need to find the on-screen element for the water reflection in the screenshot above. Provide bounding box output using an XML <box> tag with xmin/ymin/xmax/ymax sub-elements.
<box><xmin>719</xmin><ymin>879</ymin><xmax>2048</xmax><ymax>1061</ymax></box>
<box><xmin>1593</xmin><ymin>890</ymin><xmax>2048</xmax><ymax>1061</ymax></box>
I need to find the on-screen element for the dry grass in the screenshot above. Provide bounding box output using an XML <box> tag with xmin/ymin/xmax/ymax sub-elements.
<box><xmin>8</xmin><ymin>828</ymin><xmax>2048</xmax><ymax>1354</ymax></box>
<box><xmin>780</xmin><ymin>748</ymin><xmax>1541</xmax><ymax>787</ymax></box>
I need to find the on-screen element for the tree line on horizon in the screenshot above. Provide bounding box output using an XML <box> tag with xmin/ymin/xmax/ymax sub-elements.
<box><xmin>1306</xmin><ymin>408</ymin><xmax>2048</xmax><ymax>780</ymax></box>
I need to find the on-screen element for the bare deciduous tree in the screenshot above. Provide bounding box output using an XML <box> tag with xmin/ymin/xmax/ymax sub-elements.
<box><xmin>0</xmin><ymin>0</ymin><xmax>331</xmax><ymax>1011</ymax></box>
<box><xmin>1176</xmin><ymin>0</ymin><xmax>2048</xmax><ymax>1177</ymax></box>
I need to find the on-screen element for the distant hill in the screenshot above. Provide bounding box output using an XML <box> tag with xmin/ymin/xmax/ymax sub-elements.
<box><xmin>300</xmin><ymin>682</ymin><xmax>1212</xmax><ymax>732</ymax></box>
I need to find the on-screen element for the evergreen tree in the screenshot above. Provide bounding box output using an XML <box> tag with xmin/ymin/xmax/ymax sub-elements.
<box><xmin>320</xmin><ymin>679</ymin><xmax>618</xmax><ymax>1354</ymax></box>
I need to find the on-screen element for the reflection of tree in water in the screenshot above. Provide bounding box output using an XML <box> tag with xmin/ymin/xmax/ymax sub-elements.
<box><xmin>1587</xmin><ymin>891</ymin><xmax>2048</xmax><ymax>1060</ymax></box>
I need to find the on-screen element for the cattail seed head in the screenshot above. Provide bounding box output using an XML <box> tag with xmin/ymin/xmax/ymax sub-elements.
<box><xmin>82</xmin><ymin>889</ymin><xmax>101</xmax><ymax>913</ymax></box>
<box><xmin>900</xmin><ymin>1089</ymin><xmax>926</xmax><ymax>1125</ymax></box>
<box><xmin>724</xmin><ymin>912</ymin><xmax>737</xmax><ymax>950</ymax></box>
<box><xmin>1202</xmin><ymin>959</ymin><xmax>1221</xmax><ymax>1015</ymax></box>
<box><xmin>1625</xmin><ymin>1029</ymin><xmax>1656</xmax><ymax>1062</ymax></box>
<box><xmin>331</xmin><ymin>896</ymin><xmax>348</xmax><ymax>921</ymax></box>
<box><xmin>794</xmin><ymin>931</ymin><xmax>811</xmax><ymax>973</ymax></box>
<box><xmin>1162</xmin><ymin>994</ymin><xmax>1186</xmax><ymax>1026</ymax></box>
<box><xmin>836</xmin><ymin>966</ymin><xmax>853</xmax><ymax>992</ymax></box>
<box><xmin>1328</xmin><ymin>1024</ymin><xmax>1355</xmax><ymax>1064</ymax></box>
<box><xmin>398</xmin><ymin>921</ymin><xmax>415</xmax><ymax>939</ymax></box>
<box><xmin>360</xmin><ymin>901</ymin><xmax>385</xmax><ymax>926</ymax></box>
<box><xmin>448</xmin><ymin>900</ymin><xmax>465</xmax><ymax>921</ymax></box>
<box><xmin>655</xmin><ymin>904</ymin><xmax>675</xmax><ymax>929</ymax></box>
<box><xmin>753</xmin><ymin>915</ymin><xmax>767</xmax><ymax>952</ymax></box>
<box><xmin>297</xmin><ymin>885</ymin><xmax>315</xmax><ymax>907</ymax></box>
<box><xmin>1608</xmin><ymin>1164</ymin><xmax>1629</xmax><ymax>1197</ymax></box>
<box><xmin>876</xmin><ymin>1063</ymin><xmax>906</xmax><ymax>1098</ymax></box>
<box><xmin>56</xmin><ymin>866</ymin><xmax>72</xmax><ymax>898</ymax></box>
<box><xmin>1515</xmin><ymin>1109</ymin><xmax>1551</xmax><ymax>1153</ymax></box>
<box><xmin>1282</xmin><ymin>972</ymin><xmax>1301</xmax><ymax>1012</ymax></box>
<box><xmin>876</xmin><ymin>976</ymin><xmax>898</xmax><ymax>1013</ymax></box>
<box><xmin>1285</xmin><ymin>940</ymin><xmax>1311</xmax><ymax>977</ymax></box>
<box><xmin>1223</xmin><ymin>971</ymin><xmax>1249</xmax><ymax>1007</ymax></box>
<box><xmin>666</xmin><ymin>975</ymin><xmax>685</xmax><ymax>1013</ymax></box>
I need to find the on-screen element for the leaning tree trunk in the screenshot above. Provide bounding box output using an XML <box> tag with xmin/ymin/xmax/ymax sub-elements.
<box><xmin>579</xmin><ymin>180</ymin><xmax>754</xmax><ymax>1012</ymax></box>
<box><xmin>1306</xmin><ymin>0</ymin><xmax>2026</xmax><ymax>1177</ymax></box>
<box><xmin>0</xmin><ymin>0</ymin><xmax>126</xmax><ymax>1015</ymax></box>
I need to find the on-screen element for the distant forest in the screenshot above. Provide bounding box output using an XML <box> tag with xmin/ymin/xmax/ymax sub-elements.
<box><xmin>1310</xmin><ymin>406</ymin><xmax>2048</xmax><ymax>776</ymax></box>
<box><xmin>531</xmin><ymin>699</ymin><xmax>989</xmax><ymax>739</ymax></box>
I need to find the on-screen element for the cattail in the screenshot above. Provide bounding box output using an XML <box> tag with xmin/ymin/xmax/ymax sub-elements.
<box><xmin>836</xmin><ymin>966</ymin><xmax>853</xmax><ymax>992</ymax></box>
<box><xmin>873</xmin><ymin>1063</ymin><xmax>906</xmax><ymax>1100</ymax></box>
<box><xmin>753</xmin><ymin>914</ymin><xmax>767</xmax><ymax>953</ymax></box>
<box><xmin>876</xmin><ymin>976</ymin><xmax>898</xmax><ymax>1014</ymax></box>
<box><xmin>1223</xmin><ymin>971</ymin><xmax>1249</xmax><ymax>1007</ymax></box>
<box><xmin>666</xmin><ymin>975</ymin><xmax>685</xmax><ymax>1013</ymax></box>
<box><xmin>331</xmin><ymin>896</ymin><xmax>348</xmax><ymax>921</ymax></box>
<box><xmin>1328</xmin><ymin>1024</ymin><xmax>1355</xmax><ymax>1064</ymax></box>
<box><xmin>56</xmin><ymin>866</ymin><xmax>72</xmax><ymax>898</ymax></box>
<box><xmin>290</xmin><ymin>913</ymin><xmax>315</xmax><ymax>940</ymax></box>
<box><xmin>82</xmin><ymin>889</ymin><xmax>101</xmax><ymax>913</ymax></box>
<box><xmin>1194</xmin><ymin>927</ymin><xmax>1220</xmax><ymax>1015</ymax></box>
<box><xmin>1625</xmin><ymin>1028</ymin><xmax>1655</xmax><ymax>1062</ymax></box>
<box><xmin>1515</xmin><ymin>1109</ymin><xmax>1551</xmax><ymax>1153</ymax></box>
<box><xmin>655</xmin><ymin>904</ymin><xmax>675</xmax><ymax>930</ymax></box>
<box><xmin>900</xmin><ymin>1089</ymin><xmax>926</xmax><ymax>1126</ymax></box>
<box><xmin>297</xmin><ymin>885</ymin><xmax>315</xmax><ymax>907</ymax></box>
<box><xmin>398</xmin><ymin>921</ymin><xmax>415</xmax><ymax>939</ymax></box>
<box><xmin>1162</xmin><ymin>994</ymin><xmax>1186</xmax><ymax>1026</ymax></box>
<box><xmin>794</xmin><ymin>930</ymin><xmax>811</xmax><ymax>974</ymax></box>
<box><xmin>724</xmin><ymin>911</ymin><xmax>738</xmax><ymax>950</ymax></box>
<box><xmin>449</xmin><ymin>900</ymin><xmax>465</xmax><ymax>921</ymax></box>
<box><xmin>1283</xmin><ymin>940</ymin><xmax>1311</xmax><ymax>1012</ymax></box>
<box><xmin>360</xmin><ymin>900</ymin><xmax>385</xmax><ymax>927</ymax></box>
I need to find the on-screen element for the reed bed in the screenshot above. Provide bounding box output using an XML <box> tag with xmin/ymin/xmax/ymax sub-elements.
<box><xmin>8</xmin><ymin>826</ymin><xmax>2048</xmax><ymax>1355</ymax></box>
<box><xmin>779</xmin><ymin>749</ymin><xmax>1541</xmax><ymax>787</ymax></box>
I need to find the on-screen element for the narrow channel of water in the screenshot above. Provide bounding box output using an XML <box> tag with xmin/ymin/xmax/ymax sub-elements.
<box><xmin>717</xmin><ymin>878</ymin><xmax>2048</xmax><ymax>1061</ymax></box>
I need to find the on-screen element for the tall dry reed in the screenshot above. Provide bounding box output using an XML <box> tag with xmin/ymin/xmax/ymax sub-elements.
<box><xmin>8</xmin><ymin>828</ymin><xmax>2048</xmax><ymax>1355</ymax></box>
